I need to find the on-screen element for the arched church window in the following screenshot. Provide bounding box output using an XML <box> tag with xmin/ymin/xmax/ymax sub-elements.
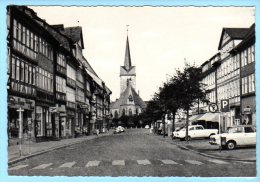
<box><xmin>122</xmin><ymin>108</ymin><xmax>126</xmax><ymax>116</ymax></box>
<box><xmin>136</xmin><ymin>108</ymin><xmax>139</xmax><ymax>115</ymax></box>
<box><xmin>127</xmin><ymin>78</ymin><xmax>132</xmax><ymax>86</ymax></box>
<box><xmin>129</xmin><ymin>108</ymin><xmax>132</xmax><ymax>116</ymax></box>
<box><xmin>114</xmin><ymin>110</ymin><xmax>119</xmax><ymax>119</ymax></box>
<box><xmin>128</xmin><ymin>94</ymin><xmax>133</xmax><ymax>102</ymax></box>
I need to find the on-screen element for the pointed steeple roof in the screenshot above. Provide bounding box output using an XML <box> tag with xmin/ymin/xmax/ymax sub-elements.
<box><xmin>124</xmin><ymin>36</ymin><xmax>132</xmax><ymax>70</ymax></box>
<box><xmin>120</xmin><ymin>35</ymin><xmax>136</xmax><ymax>76</ymax></box>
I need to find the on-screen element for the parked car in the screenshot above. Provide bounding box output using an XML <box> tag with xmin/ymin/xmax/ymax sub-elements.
<box><xmin>145</xmin><ymin>125</ymin><xmax>150</xmax><ymax>129</ymax></box>
<box><xmin>175</xmin><ymin>125</ymin><xmax>218</xmax><ymax>141</ymax></box>
<box><xmin>118</xmin><ymin>126</ymin><xmax>125</xmax><ymax>132</ymax></box>
<box><xmin>172</xmin><ymin>126</ymin><xmax>184</xmax><ymax>138</ymax></box>
<box><xmin>209</xmin><ymin>125</ymin><xmax>256</xmax><ymax>150</ymax></box>
<box><xmin>114</xmin><ymin>126</ymin><xmax>125</xmax><ymax>134</ymax></box>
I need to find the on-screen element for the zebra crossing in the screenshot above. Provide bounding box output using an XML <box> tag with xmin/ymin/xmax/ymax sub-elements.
<box><xmin>8</xmin><ymin>159</ymin><xmax>251</xmax><ymax>171</ymax></box>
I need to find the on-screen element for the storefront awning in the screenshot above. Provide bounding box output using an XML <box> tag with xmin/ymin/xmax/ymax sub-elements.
<box><xmin>189</xmin><ymin>114</ymin><xmax>204</xmax><ymax>122</ymax></box>
<box><xmin>197</xmin><ymin>112</ymin><xmax>220</xmax><ymax>122</ymax></box>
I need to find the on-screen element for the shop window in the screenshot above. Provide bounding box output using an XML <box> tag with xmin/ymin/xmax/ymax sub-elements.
<box><xmin>35</xmin><ymin>106</ymin><xmax>42</xmax><ymax>137</ymax></box>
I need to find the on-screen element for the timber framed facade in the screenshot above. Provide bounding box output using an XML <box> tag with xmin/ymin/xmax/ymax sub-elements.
<box><xmin>7</xmin><ymin>6</ymin><xmax>112</xmax><ymax>145</ymax></box>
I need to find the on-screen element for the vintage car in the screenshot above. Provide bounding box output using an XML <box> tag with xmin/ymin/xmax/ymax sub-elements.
<box><xmin>174</xmin><ymin>125</ymin><xmax>218</xmax><ymax>141</ymax></box>
<box><xmin>209</xmin><ymin>125</ymin><xmax>256</xmax><ymax>150</ymax></box>
<box><xmin>172</xmin><ymin>126</ymin><xmax>184</xmax><ymax>139</ymax></box>
<box><xmin>113</xmin><ymin>126</ymin><xmax>125</xmax><ymax>134</ymax></box>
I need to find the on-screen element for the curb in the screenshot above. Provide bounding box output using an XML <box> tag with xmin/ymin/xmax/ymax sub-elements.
<box><xmin>8</xmin><ymin>133</ymin><xmax>112</xmax><ymax>165</ymax></box>
<box><xmin>176</xmin><ymin>145</ymin><xmax>256</xmax><ymax>163</ymax></box>
<box><xmin>151</xmin><ymin>135</ymin><xmax>256</xmax><ymax>163</ymax></box>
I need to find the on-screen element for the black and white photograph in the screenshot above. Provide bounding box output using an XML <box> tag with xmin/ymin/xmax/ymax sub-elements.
<box><xmin>6</xmin><ymin>5</ymin><xmax>256</xmax><ymax>177</ymax></box>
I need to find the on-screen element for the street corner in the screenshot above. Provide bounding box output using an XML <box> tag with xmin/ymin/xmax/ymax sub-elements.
<box><xmin>179</xmin><ymin>140</ymin><xmax>256</xmax><ymax>162</ymax></box>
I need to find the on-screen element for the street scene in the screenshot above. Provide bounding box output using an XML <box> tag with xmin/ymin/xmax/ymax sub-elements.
<box><xmin>6</xmin><ymin>6</ymin><xmax>256</xmax><ymax>177</ymax></box>
<box><xmin>8</xmin><ymin>128</ymin><xmax>256</xmax><ymax>176</ymax></box>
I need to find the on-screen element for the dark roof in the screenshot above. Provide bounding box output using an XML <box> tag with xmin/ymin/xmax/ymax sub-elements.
<box><xmin>46</xmin><ymin>25</ymin><xmax>71</xmax><ymax>51</ymax></box>
<box><xmin>229</xmin><ymin>23</ymin><xmax>255</xmax><ymax>54</ymax></box>
<box><xmin>234</xmin><ymin>23</ymin><xmax>255</xmax><ymax>50</ymax></box>
<box><xmin>218</xmin><ymin>27</ymin><xmax>249</xmax><ymax>50</ymax></box>
<box><xmin>201</xmin><ymin>60</ymin><xmax>209</xmax><ymax>67</ymax></box>
<box><xmin>124</xmin><ymin>36</ymin><xmax>132</xmax><ymax>70</ymax></box>
<box><xmin>62</xmin><ymin>27</ymin><xmax>84</xmax><ymax>49</ymax></box>
<box><xmin>110</xmin><ymin>82</ymin><xmax>146</xmax><ymax>109</ymax></box>
<box><xmin>120</xmin><ymin>35</ymin><xmax>136</xmax><ymax>76</ymax></box>
<box><xmin>82</xmin><ymin>56</ymin><xmax>99</xmax><ymax>77</ymax></box>
<box><xmin>224</xmin><ymin>28</ymin><xmax>249</xmax><ymax>39</ymax></box>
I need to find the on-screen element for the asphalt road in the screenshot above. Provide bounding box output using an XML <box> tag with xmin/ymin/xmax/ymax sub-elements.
<box><xmin>8</xmin><ymin>128</ymin><xmax>256</xmax><ymax>177</ymax></box>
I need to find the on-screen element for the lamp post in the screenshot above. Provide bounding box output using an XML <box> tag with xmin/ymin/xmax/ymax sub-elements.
<box><xmin>17</xmin><ymin>107</ymin><xmax>24</xmax><ymax>157</ymax></box>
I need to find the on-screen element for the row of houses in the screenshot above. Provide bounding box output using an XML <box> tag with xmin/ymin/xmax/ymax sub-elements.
<box><xmin>7</xmin><ymin>6</ymin><xmax>112</xmax><ymax>144</ymax></box>
<box><xmin>190</xmin><ymin>23</ymin><xmax>255</xmax><ymax>132</ymax></box>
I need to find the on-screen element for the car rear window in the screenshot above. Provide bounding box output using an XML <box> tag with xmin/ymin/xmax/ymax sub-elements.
<box><xmin>228</xmin><ymin>127</ymin><xmax>243</xmax><ymax>133</ymax></box>
<box><xmin>196</xmin><ymin>126</ymin><xmax>203</xmax><ymax>130</ymax></box>
<box><xmin>245</xmin><ymin>127</ymin><xmax>255</xmax><ymax>133</ymax></box>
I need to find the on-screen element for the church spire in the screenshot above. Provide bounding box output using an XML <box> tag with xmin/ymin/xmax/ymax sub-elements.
<box><xmin>124</xmin><ymin>26</ymin><xmax>132</xmax><ymax>70</ymax></box>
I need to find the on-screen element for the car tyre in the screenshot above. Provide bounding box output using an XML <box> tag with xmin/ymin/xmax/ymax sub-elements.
<box><xmin>208</xmin><ymin>134</ymin><xmax>215</xmax><ymax>139</ymax></box>
<box><xmin>226</xmin><ymin>141</ymin><xmax>236</xmax><ymax>150</ymax></box>
<box><xmin>185</xmin><ymin>136</ymin><xmax>191</xmax><ymax>141</ymax></box>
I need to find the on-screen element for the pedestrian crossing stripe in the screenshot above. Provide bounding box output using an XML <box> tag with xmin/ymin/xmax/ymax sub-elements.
<box><xmin>86</xmin><ymin>160</ymin><xmax>100</xmax><ymax>167</ymax></box>
<box><xmin>112</xmin><ymin>160</ymin><xmax>125</xmax><ymax>166</ymax></box>
<box><xmin>9</xmin><ymin>159</ymin><xmax>234</xmax><ymax>171</ymax></box>
<box><xmin>208</xmin><ymin>159</ymin><xmax>228</xmax><ymax>164</ymax></box>
<box><xmin>59</xmin><ymin>161</ymin><xmax>76</xmax><ymax>168</ymax></box>
<box><xmin>161</xmin><ymin>160</ymin><xmax>179</xmax><ymax>165</ymax></box>
<box><xmin>8</xmin><ymin>164</ymin><xmax>28</xmax><ymax>170</ymax></box>
<box><xmin>137</xmin><ymin>159</ymin><xmax>151</xmax><ymax>165</ymax></box>
<box><xmin>32</xmin><ymin>163</ymin><xmax>53</xmax><ymax>170</ymax></box>
<box><xmin>185</xmin><ymin>160</ymin><xmax>203</xmax><ymax>165</ymax></box>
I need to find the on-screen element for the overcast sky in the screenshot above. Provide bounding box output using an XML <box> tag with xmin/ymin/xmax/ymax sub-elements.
<box><xmin>30</xmin><ymin>6</ymin><xmax>255</xmax><ymax>101</ymax></box>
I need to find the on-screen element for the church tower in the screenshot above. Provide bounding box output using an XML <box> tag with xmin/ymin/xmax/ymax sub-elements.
<box><xmin>110</xmin><ymin>29</ymin><xmax>146</xmax><ymax>119</ymax></box>
<box><xmin>120</xmin><ymin>35</ymin><xmax>136</xmax><ymax>94</ymax></box>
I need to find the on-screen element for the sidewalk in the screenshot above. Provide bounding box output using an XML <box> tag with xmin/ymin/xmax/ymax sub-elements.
<box><xmin>152</xmin><ymin>134</ymin><xmax>256</xmax><ymax>162</ymax></box>
<box><xmin>8</xmin><ymin>131</ymin><xmax>113</xmax><ymax>165</ymax></box>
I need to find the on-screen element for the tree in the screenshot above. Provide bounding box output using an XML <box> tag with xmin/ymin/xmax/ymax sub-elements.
<box><xmin>142</xmin><ymin>95</ymin><xmax>164</xmax><ymax>133</ymax></box>
<box><xmin>142</xmin><ymin>62</ymin><xmax>208</xmax><ymax>140</ymax></box>
<box><xmin>158</xmin><ymin>77</ymin><xmax>183</xmax><ymax>139</ymax></box>
<box><xmin>175</xmin><ymin>63</ymin><xmax>208</xmax><ymax>142</ymax></box>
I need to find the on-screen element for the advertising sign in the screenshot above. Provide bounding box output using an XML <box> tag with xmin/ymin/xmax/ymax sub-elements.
<box><xmin>221</xmin><ymin>99</ymin><xmax>229</xmax><ymax>112</ymax></box>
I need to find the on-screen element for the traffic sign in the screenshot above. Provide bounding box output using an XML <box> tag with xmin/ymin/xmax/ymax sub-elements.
<box><xmin>208</xmin><ymin>103</ymin><xmax>218</xmax><ymax>113</ymax></box>
<box><xmin>49</xmin><ymin>107</ymin><xmax>57</xmax><ymax>113</ymax></box>
<box><xmin>80</xmin><ymin>104</ymin><xmax>89</xmax><ymax>109</ymax></box>
<box><xmin>221</xmin><ymin>99</ymin><xmax>229</xmax><ymax>112</ymax></box>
